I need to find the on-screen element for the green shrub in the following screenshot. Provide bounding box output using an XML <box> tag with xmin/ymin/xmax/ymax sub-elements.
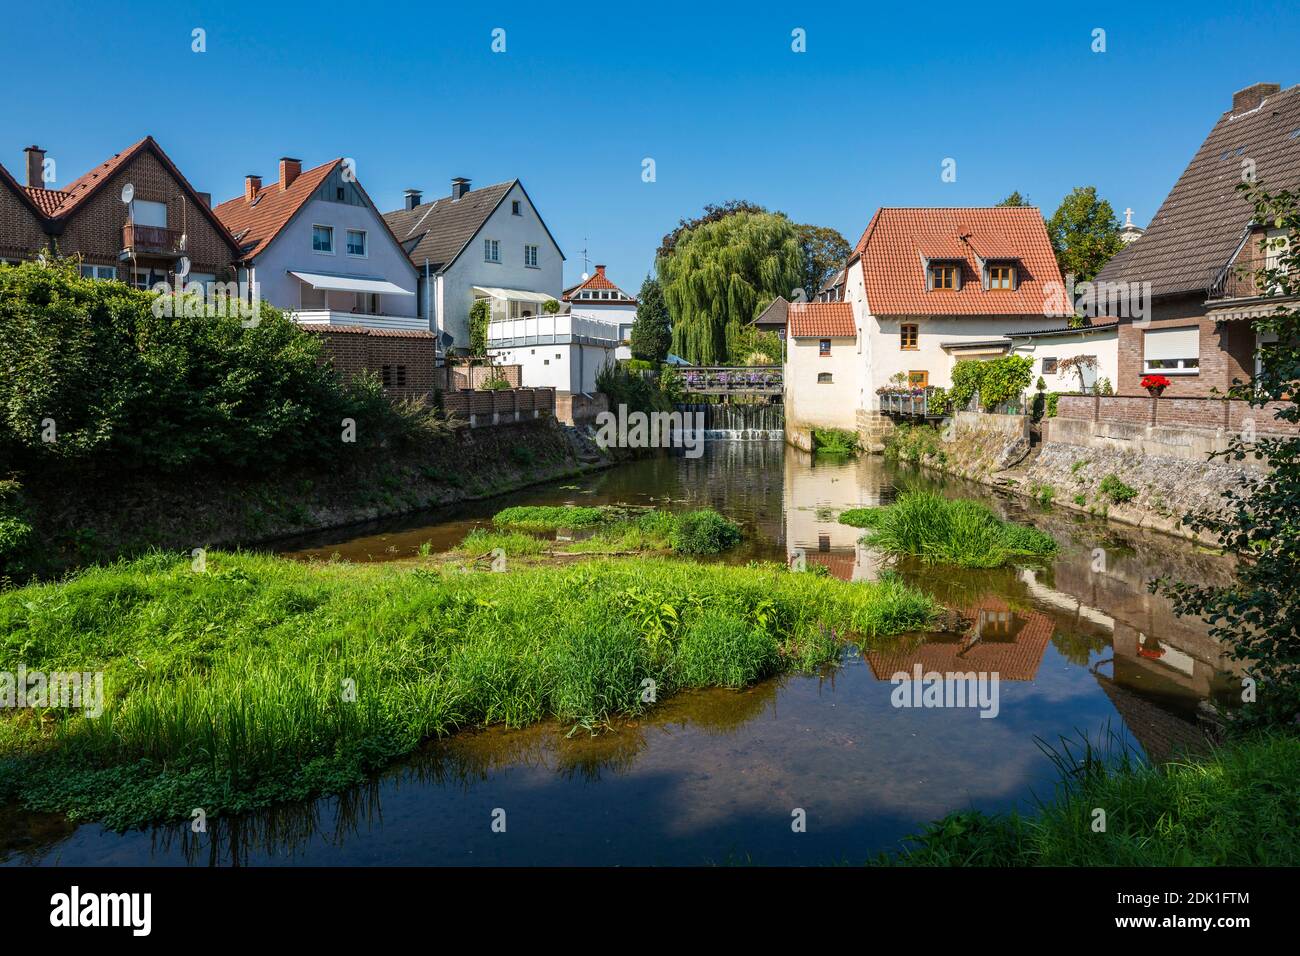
<box><xmin>1099</xmin><ymin>474</ymin><xmax>1138</xmax><ymax>504</ymax></box>
<box><xmin>883</xmin><ymin>423</ymin><xmax>944</xmax><ymax>463</ymax></box>
<box><xmin>812</xmin><ymin>428</ymin><xmax>859</xmax><ymax>457</ymax></box>
<box><xmin>0</xmin><ymin>261</ymin><xmax>423</xmax><ymax>475</ymax></box>
<box><xmin>1033</xmin><ymin>484</ymin><xmax>1055</xmax><ymax>506</ymax></box>
<box><xmin>668</xmin><ymin>509</ymin><xmax>742</xmax><ymax>554</ymax></box>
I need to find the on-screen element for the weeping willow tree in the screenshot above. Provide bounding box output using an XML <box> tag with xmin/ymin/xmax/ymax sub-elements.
<box><xmin>659</xmin><ymin>211</ymin><xmax>801</xmax><ymax>365</ymax></box>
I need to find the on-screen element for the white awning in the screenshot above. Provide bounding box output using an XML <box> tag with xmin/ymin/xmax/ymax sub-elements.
<box><xmin>289</xmin><ymin>271</ymin><xmax>414</xmax><ymax>296</ymax></box>
<box><xmin>473</xmin><ymin>286</ymin><xmax>555</xmax><ymax>304</ymax></box>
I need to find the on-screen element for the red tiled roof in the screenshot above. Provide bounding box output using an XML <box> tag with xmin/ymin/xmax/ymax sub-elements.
<box><xmin>562</xmin><ymin>264</ymin><xmax>636</xmax><ymax>302</ymax></box>
<box><xmin>787</xmin><ymin>300</ymin><xmax>855</xmax><ymax>338</ymax></box>
<box><xmin>859</xmin><ymin>207</ymin><xmax>1064</xmax><ymax>316</ymax></box>
<box><xmin>213</xmin><ymin>159</ymin><xmax>339</xmax><ymax>261</ymax></box>
<box><xmin>23</xmin><ymin>186</ymin><xmax>69</xmax><ymax>216</ymax></box>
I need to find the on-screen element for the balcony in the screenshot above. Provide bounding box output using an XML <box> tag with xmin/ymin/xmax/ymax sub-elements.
<box><xmin>122</xmin><ymin>223</ymin><xmax>183</xmax><ymax>257</ymax></box>
<box><xmin>291</xmin><ymin>309</ymin><xmax>432</xmax><ymax>335</ymax></box>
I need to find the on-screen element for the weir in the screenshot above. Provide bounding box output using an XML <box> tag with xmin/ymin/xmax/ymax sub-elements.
<box><xmin>674</xmin><ymin>401</ymin><xmax>784</xmax><ymax>440</ymax></box>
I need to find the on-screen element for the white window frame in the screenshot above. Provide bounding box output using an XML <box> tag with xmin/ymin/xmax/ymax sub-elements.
<box><xmin>80</xmin><ymin>264</ymin><xmax>118</xmax><ymax>281</ymax></box>
<box><xmin>346</xmin><ymin>229</ymin><xmax>367</xmax><ymax>258</ymax></box>
<box><xmin>312</xmin><ymin>224</ymin><xmax>334</xmax><ymax>254</ymax></box>
<box><xmin>1142</xmin><ymin>325</ymin><xmax>1201</xmax><ymax>375</ymax></box>
<box><xmin>524</xmin><ymin>244</ymin><xmax>539</xmax><ymax>268</ymax></box>
<box><xmin>484</xmin><ymin>239</ymin><xmax>500</xmax><ymax>263</ymax></box>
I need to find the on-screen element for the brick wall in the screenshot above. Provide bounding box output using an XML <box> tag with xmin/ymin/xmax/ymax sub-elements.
<box><xmin>448</xmin><ymin>365</ymin><xmax>522</xmax><ymax>390</ymax></box>
<box><xmin>304</xmin><ymin>326</ymin><xmax>437</xmax><ymax>400</ymax></box>
<box><xmin>0</xmin><ymin>186</ymin><xmax>49</xmax><ymax>260</ymax></box>
<box><xmin>1057</xmin><ymin>393</ymin><xmax>1299</xmax><ymax>434</ymax></box>
<box><xmin>45</xmin><ymin>147</ymin><xmax>234</xmax><ymax>276</ymax></box>
<box><xmin>1116</xmin><ymin>298</ymin><xmax>1254</xmax><ymax>398</ymax></box>
<box><xmin>442</xmin><ymin>387</ymin><xmax>555</xmax><ymax>425</ymax></box>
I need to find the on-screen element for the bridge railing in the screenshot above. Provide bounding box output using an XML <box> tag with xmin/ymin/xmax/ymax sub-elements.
<box><xmin>680</xmin><ymin>366</ymin><xmax>783</xmax><ymax>393</ymax></box>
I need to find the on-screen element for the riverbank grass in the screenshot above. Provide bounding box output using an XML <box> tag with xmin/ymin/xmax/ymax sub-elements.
<box><xmin>484</xmin><ymin>505</ymin><xmax>741</xmax><ymax>556</ymax></box>
<box><xmin>841</xmin><ymin>490</ymin><xmax>1056</xmax><ymax>569</ymax></box>
<box><xmin>0</xmin><ymin>552</ymin><xmax>937</xmax><ymax>828</ymax></box>
<box><xmin>879</xmin><ymin>732</ymin><xmax>1300</xmax><ymax>866</ymax></box>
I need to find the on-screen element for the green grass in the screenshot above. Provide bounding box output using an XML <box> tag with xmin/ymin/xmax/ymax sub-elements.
<box><xmin>845</xmin><ymin>490</ymin><xmax>1057</xmax><ymax>569</ymax></box>
<box><xmin>838</xmin><ymin>508</ymin><xmax>877</xmax><ymax>528</ymax></box>
<box><xmin>882</xmin><ymin>423</ymin><xmax>946</xmax><ymax>464</ymax></box>
<box><xmin>488</xmin><ymin>505</ymin><xmax>740</xmax><ymax>556</ymax></box>
<box><xmin>877</xmin><ymin>732</ymin><xmax>1300</xmax><ymax>865</ymax></box>
<box><xmin>491</xmin><ymin>505</ymin><xmax>615</xmax><ymax>532</ymax></box>
<box><xmin>0</xmin><ymin>551</ymin><xmax>937</xmax><ymax>828</ymax></box>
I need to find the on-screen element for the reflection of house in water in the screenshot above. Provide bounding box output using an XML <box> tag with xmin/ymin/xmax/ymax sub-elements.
<box><xmin>1017</xmin><ymin>566</ymin><xmax>1239</xmax><ymax>711</ymax></box>
<box><xmin>783</xmin><ymin>449</ymin><xmax>892</xmax><ymax>581</ymax></box>
<box><xmin>1093</xmin><ymin>674</ymin><xmax>1210</xmax><ymax>764</ymax></box>
<box><xmin>864</xmin><ymin>597</ymin><xmax>1054</xmax><ymax>682</ymax></box>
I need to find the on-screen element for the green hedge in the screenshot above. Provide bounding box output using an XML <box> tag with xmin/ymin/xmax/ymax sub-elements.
<box><xmin>0</xmin><ymin>261</ymin><xmax>416</xmax><ymax>476</ymax></box>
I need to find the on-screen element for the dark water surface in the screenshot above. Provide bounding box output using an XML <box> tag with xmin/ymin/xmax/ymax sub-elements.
<box><xmin>2</xmin><ymin>442</ymin><xmax>1238</xmax><ymax>866</ymax></box>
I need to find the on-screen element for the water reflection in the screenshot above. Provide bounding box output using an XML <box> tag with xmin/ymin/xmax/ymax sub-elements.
<box><xmin>2</xmin><ymin>442</ymin><xmax>1241</xmax><ymax>866</ymax></box>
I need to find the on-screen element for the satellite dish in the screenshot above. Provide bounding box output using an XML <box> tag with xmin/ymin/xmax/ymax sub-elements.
<box><xmin>176</xmin><ymin>256</ymin><xmax>191</xmax><ymax>278</ymax></box>
<box><xmin>120</xmin><ymin>183</ymin><xmax>134</xmax><ymax>204</ymax></box>
<box><xmin>580</xmin><ymin>272</ymin><xmax>589</xmax><ymax>281</ymax></box>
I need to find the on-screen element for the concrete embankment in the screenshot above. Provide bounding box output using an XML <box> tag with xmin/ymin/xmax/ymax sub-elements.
<box><xmin>882</xmin><ymin>411</ymin><xmax>1263</xmax><ymax>545</ymax></box>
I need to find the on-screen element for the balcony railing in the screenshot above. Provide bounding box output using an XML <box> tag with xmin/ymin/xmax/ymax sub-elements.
<box><xmin>122</xmin><ymin>223</ymin><xmax>182</xmax><ymax>256</ymax></box>
<box><xmin>878</xmin><ymin>387</ymin><xmax>947</xmax><ymax>419</ymax></box>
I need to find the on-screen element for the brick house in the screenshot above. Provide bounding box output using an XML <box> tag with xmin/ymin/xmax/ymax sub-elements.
<box><xmin>1095</xmin><ymin>81</ymin><xmax>1300</xmax><ymax>398</ymax></box>
<box><xmin>0</xmin><ymin>137</ymin><xmax>240</xmax><ymax>286</ymax></box>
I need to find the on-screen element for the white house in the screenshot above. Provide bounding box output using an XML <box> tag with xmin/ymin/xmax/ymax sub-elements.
<box><xmin>487</xmin><ymin>312</ymin><xmax>618</xmax><ymax>394</ymax></box>
<box><xmin>384</xmin><ymin>178</ymin><xmax>564</xmax><ymax>353</ymax></box>
<box><xmin>783</xmin><ymin>301</ymin><xmax>860</xmax><ymax>438</ymax></box>
<box><xmin>784</xmin><ymin>206</ymin><xmax>1120</xmax><ymax>447</ymax></box>
<box><xmin>214</xmin><ymin>157</ymin><xmax>421</xmax><ymax>331</ymax></box>
<box><xmin>563</xmin><ymin>264</ymin><xmax>638</xmax><ymax>360</ymax></box>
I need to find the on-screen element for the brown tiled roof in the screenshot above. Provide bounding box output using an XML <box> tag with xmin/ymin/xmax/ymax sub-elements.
<box><xmin>299</xmin><ymin>324</ymin><xmax>434</xmax><ymax>339</ymax></box>
<box><xmin>865</xmin><ymin>597</ymin><xmax>1054</xmax><ymax>682</ymax></box>
<box><xmin>787</xmin><ymin>300</ymin><xmax>855</xmax><ymax>338</ymax></box>
<box><xmin>1096</xmin><ymin>83</ymin><xmax>1300</xmax><ymax>297</ymax></box>
<box><xmin>383</xmin><ymin>181</ymin><xmax>514</xmax><ymax>271</ymax></box>
<box><xmin>754</xmin><ymin>295</ymin><xmax>789</xmax><ymax>327</ymax></box>
<box><xmin>213</xmin><ymin>159</ymin><xmax>339</xmax><ymax>261</ymax></box>
<box><xmin>857</xmin><ymin>207</ymin><xmax>1064</xmax><ymax>316</ymax></box>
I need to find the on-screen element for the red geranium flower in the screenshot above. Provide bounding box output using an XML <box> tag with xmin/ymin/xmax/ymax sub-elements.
<box><xmin>1140</xmin><ymin>374</ymin><xmax>1172</xmax><ymax>390</ymax></box>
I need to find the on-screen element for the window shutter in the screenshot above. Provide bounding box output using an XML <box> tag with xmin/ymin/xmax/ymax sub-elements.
<box><xmin>981</xmin><ymin>262</ymin><xmax>990</xmax><ymax>291</ymax></box>
<box><xmin>924</xmin><ymin>261</ymin><xmax>934</xmax><ymax>291</ymax></box>
<box><xmin>952</xmin><ymin>264</ymin><xmax>963</xmax><ymax>292</ymax></box>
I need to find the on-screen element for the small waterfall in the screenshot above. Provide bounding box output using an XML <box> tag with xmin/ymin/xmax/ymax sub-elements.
<box><xmin>675</xmin><ymin>401</ymin><xmax>784</xmax><ymax>441</ymax></box>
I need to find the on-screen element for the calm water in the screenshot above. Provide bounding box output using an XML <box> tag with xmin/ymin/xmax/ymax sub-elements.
<box><xmin>1</xmin><ymin>443</ymin><xmax>1238</xmax><ymax>866</ymax></box>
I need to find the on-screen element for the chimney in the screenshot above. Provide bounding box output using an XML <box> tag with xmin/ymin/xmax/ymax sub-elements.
<box><xmin>279</xmin><ymin>157</ymin><xmax>301</xmax><ymax>190</ymax></box>
<box><xmin>595</xmin><ymin>264</ymin><xmax>607</xmax><ymax>278</ymax></box>
<box><xmin>196</xmin><ymin>191</ymin><xmax>211</xmax><ymax>208</ymax></box>
<box><xmin>451</xmin><ymin>177</ymin><xmax>471</xmax><ymax>200</ymax></box>
<box><xmin>245</xmin><ymin>174</ymin><xmax>262</xmax><ymax>202</ymax></box>
<box><xmin>404</xmin><ymin>188</ymin><xmax>422</xmax><ymax>211</ymax></box>
<box><xmin>23</xmin><ymin>145</ymin><xmax>45</xmax><ymax>189</ymax></box>
<box><xmin>1232</xmin><ymin>82</ymin><xmax>1280</xmax><ymax>114</ymax></box>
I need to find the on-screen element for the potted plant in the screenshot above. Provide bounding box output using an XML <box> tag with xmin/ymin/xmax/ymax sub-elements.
<box><xmin>1140</xmin><ymin>373</ymin><xmax>1171</xmax><ymax>397</ymax></box>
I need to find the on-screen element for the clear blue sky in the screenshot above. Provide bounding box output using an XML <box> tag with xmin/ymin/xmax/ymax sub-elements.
<box><xmin>2</xmin><ymin>0</ymin><xmax>1296</xmax><ymax>289</ymax></box>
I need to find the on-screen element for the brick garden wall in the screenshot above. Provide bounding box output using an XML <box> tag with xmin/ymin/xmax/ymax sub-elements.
<box><xmin>1057</xmin><ymin>393</ymin><xmax>1298</xmax><ymax>435</ymax></box>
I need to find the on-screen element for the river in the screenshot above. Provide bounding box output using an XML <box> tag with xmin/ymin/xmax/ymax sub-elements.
<box><xmin>1</xmin><ymin>441</ymin><xmax>1238</xmax><ymax>866</ymax></box>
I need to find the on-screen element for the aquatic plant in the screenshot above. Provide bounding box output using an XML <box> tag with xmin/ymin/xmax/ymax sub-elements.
<box><xmin>811</xmin><ymin>428</ymin><xmax>860</xmax><ymax>457</ymax></box>
<box><xmin>849</xmin><ymin>490</ymin><xmax>1057</xmax><ymax>569</ymax></box>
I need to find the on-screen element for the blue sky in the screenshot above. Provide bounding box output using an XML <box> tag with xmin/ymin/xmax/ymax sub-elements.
<box><xmin>2</xmin><ymin>0</ymin><xmax>1296</xmax><ymax>289</ymax></box>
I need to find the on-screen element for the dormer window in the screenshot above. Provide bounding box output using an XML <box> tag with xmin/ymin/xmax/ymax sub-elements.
<box><xmin>988</xmin><ymin>264</ymin><xmax>1016</xmax><ymax>290</ymax></box>
<box><xmin>931</xmin><ymin>264</ymin><xmax>958</xmax><ymax>290</ymax></box>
